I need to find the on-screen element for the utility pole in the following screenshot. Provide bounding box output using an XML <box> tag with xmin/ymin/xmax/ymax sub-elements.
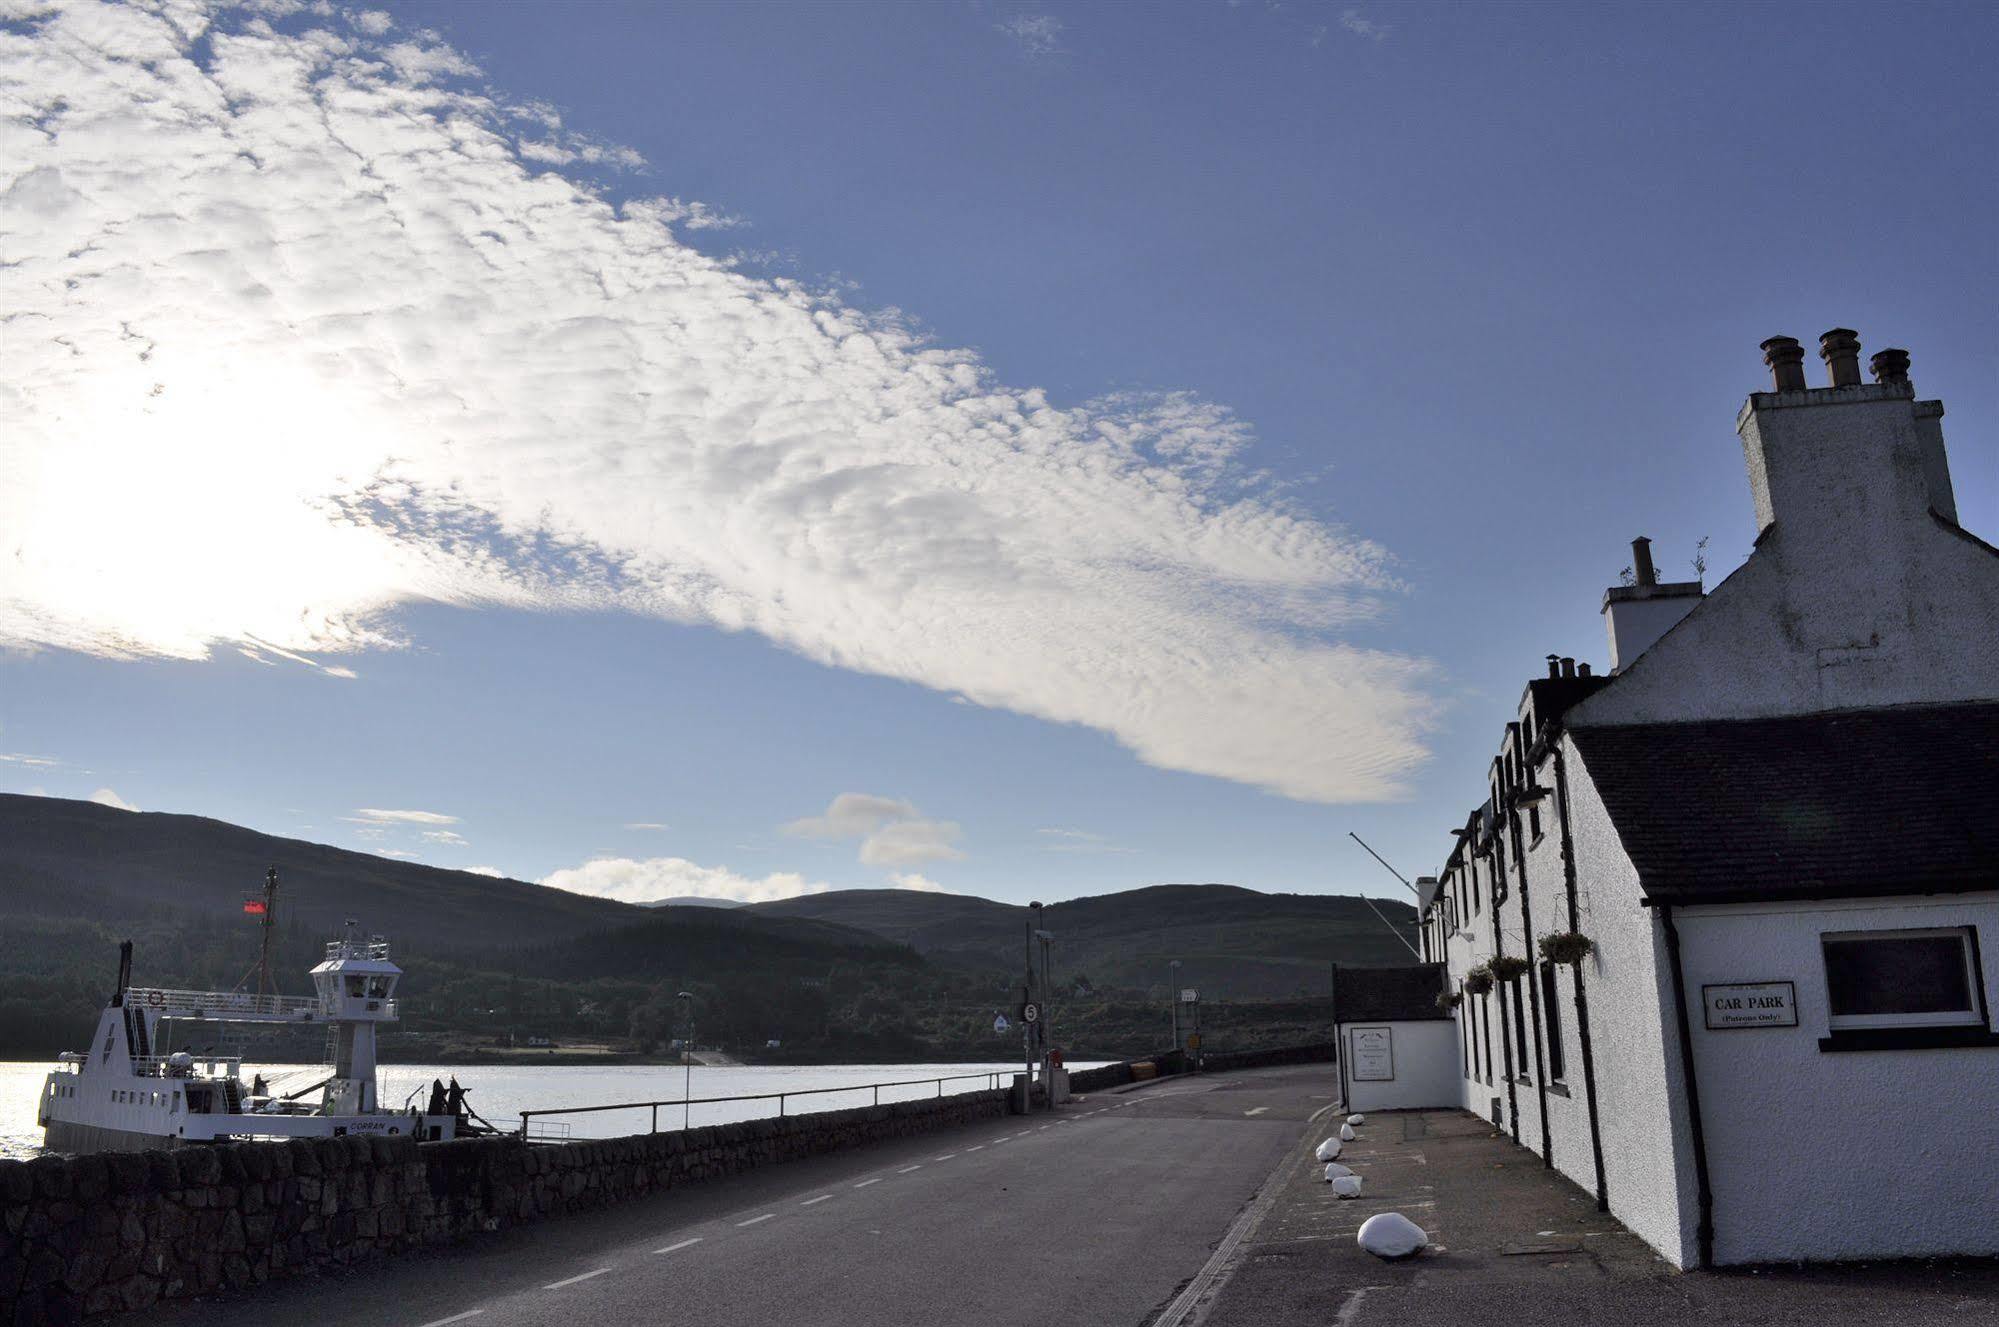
<box><xmin>1169</xmin><ymin>958</ymin><xmax>1182</xmax><ymax>1059</ymax></box>
<box><xmin>1022</xmin><ymin>902</ymin><xmax>1039</xmax><ymax>1112</ymax></box>
<box><xmin>677</xmin><ymin>991</ymin><xmax>694</xmax><ymax>1129</ymax></box>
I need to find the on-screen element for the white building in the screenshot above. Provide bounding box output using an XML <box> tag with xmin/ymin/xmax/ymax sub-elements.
<box><xmin>1417</xmin><ymin>330</ymin><xmax>1999</xmax><ymax>1268</ymax></box>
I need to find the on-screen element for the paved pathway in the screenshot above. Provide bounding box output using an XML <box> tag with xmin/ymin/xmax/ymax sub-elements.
<box><xmin>1194</xmin><ymin>1107</ymin><xmax>1999</xmax><ymax>1327</ymax></box>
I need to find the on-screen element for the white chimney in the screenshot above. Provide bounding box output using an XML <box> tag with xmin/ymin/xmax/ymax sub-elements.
<box><xmin>1602</xmin><ymin>536</ymin><xmax>1702</xmax><ymax>673</ymax></box>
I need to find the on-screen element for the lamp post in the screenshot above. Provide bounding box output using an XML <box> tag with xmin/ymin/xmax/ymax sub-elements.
<box><xmin>1035</xmin><ymin>926</ymin><xmax>1055</xmax><ymax>1098</ymax></box>
<box><xmin>1169</xmin><ymin>959</ymin><xmax>1182</xmax><ymax>1059</ymax></box>
<box><xmin>676</xmin><ymin>991</ymin><xmax>694</xmax><ymax>1130</ymax></box>
<box><xmin>1023</xmin><ymin>903</ymin><xmax>1041</xmax><ymax>1112</ymax></box>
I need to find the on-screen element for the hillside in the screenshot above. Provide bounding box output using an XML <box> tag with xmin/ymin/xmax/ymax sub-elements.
<box><xmin>750</xmin><ymin>883</ymin><xmax>1418</xmax><ymax>999</ymax></box>
<box><xmin>0</xmin><ymin>793</ymin><xmax>641</xmax><ymax>953</ymax></box>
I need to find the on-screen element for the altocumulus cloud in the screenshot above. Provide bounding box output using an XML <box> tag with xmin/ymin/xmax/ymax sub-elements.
<box><xmin>0</xmin><ymin>1</ymin><xmax>1439</xmax><ymax>802</ymax></box>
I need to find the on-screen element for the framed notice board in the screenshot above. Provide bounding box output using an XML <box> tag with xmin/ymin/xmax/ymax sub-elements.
<box><xmin>1350</xmin><ymin>1026</ymin><xmax>1395</xmax><ymax>1081</ymax></box>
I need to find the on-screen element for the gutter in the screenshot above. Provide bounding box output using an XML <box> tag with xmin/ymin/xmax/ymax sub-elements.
<box><xmin>1658</xmin><ymin>903</ymin><xmax>1716</xmax><ymax>1269</ymax></box>
<box><xmin>1510</xmin><ymin>794</ymin><xmax>1554</xmax><ymax>1167</ymax></box>
<box><xmin>1552</xmin><ymin>744</ymin><xmax>1609</xmax><ymax>1212</ymax></box>
<box><xmin>1488</xmin><ymin>835</ymin><xmax>1521</xmax><ymax>1140</ymax></box>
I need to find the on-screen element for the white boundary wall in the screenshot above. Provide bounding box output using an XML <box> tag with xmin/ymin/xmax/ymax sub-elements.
<box><xmin>1342</xmin><ymin>1020</ymin><xmax>1460</xmax><ymax>1113</ymax></box>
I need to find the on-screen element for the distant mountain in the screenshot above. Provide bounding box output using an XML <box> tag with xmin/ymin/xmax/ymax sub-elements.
<box><xmin>750</xmin><ymin>883</ymin><xmax>1417</xmax><ymax>999</ymax></box>
<box><xmin>0</xmin><ymin>793</ymin><xmax>642</xmax><ymax>954</ymax></box>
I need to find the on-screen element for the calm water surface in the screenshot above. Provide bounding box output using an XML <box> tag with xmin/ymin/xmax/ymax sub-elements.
<box><xmin>0</xmin><ymin>1059</ymin><xmax>1102</xmax><ymax>1158</ymax></box>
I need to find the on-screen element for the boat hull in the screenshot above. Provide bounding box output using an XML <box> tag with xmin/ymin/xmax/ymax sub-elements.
<box><xmin>41</xmin><ymin>1118</ymin><xmax>191</xmax><ymax>1155</ymax></box>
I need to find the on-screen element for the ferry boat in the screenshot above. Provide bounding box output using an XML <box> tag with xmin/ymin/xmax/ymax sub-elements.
<box><xmin>38</xmin><ymin>896</ymin><xmax>476</xmax><ymax>1153</ymax></box>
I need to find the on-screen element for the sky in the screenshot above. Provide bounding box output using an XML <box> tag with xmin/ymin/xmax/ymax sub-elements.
<box><xmin>2</xmin><ymin>0</ymin><xmax>1994</xmax><ymax>908</ymax></box>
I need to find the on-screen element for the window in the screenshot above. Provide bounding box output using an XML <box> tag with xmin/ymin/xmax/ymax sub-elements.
<box><xmin>1459</xmin><ymin>985</ymin><xmax>1470</xmax><ymax>1078</ymax></box>
<box><xmin>1510</xmin><ymin>979</ymin><xmax>1529</xmax><ymax>1081</ymax></box>
<box><xmin>1823</xmin><ymin>927</ymin><xmax>1983</xmax><ymax>1029</ymax></box>
<box><xmin>1541</xmin><ymin>963</ymin><xmax>1565</xmax><ymax>1081</ymax></box>
<box><xmin>1479</xmin><ymin>992</ymin><xmax>1493</xmax><ymax>1084</ymax></box>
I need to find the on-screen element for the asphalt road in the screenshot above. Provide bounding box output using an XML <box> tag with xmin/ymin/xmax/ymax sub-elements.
<box><xmin>145</xmin><ymin>1065</ymin><xmax>1340</xmax><ymax>1327</ymax></box>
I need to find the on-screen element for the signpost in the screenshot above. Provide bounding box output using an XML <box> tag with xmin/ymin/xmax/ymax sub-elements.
<box><xmin>1701</xmin><ymin>981</ymin><xmax>1798</xmax><ymax>1029</ymax></box>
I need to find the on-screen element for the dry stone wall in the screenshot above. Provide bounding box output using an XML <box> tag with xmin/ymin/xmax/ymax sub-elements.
<box><xmin>2</xmin><ymin>1089</ymin><xmax>1006</xmax><ymax>1324</ymax></box>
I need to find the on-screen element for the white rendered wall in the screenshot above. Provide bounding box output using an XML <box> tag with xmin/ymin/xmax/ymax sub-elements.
<box><xmin>1342</xmin><ymin>1020</ymin><xmax>1461</xmax><ymax>1113</ymax></box>
<box><xmin>1572</xmin><ymin>386</ymin><xmax>1999</xmax><ymax>728</ymax></box>
<box><xmin>1675</xmin><ymin>892</ymin><xmax>1999</xmax><ymax>1265</ymax></box>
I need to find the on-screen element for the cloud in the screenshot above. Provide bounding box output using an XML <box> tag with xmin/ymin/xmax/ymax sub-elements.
<box><xmin>623</xmin><ymin>821</ymin><xmax>668</xmax><ymax>831</ymax></box>
<box><xmin>89</xmin><ymin>787</ymin><xmax>138</xmax><ymax>811</ymax></box>
<box><xmin>887</xmin><ymin>872</ymin><xmax>949</xmax><ymax>893</ymax></box>
<box><xmin>996</xmin><ymin>14</ymin><xmax>1066</xmax><ymax>56</ymax></box>
<box><xmin>1339</xmin><ymin>8</ymin><xmax>1392</xmax><ymax>40</ymax></box>
<box><xmin>0</xmin><ymin>752</ymin><xmax>60</xmax><ymax>768</ymax></box>
<box><xmin>785</xmin><ymin>792</ymin><xmax>964</xmax><ymax>866</ymax></box>
<box><xmin>1036</xmin><ymin>827</ymin><xmax>1133</xmax><ymax>855</ymax></box>
<box><xmin>347</xmin><ymin>808</ymin><xmax>459</xmax><ymax>826</ymax></box>
<box><xmin>541</xmin><ymin>855</ymin><xmax>830</xmax><ymax>905</ymax></box>
<box><xmin>421</xmin><ymin>828</ymin><xmax>467</xmax><ymax>846</ymax></box>
<box><xmin>0</xmin><ymin>1</ymin><xmax>1437</xmax><ymax>803</ymax></box>
<box><xmin>461</xmin><ymin>864</ymin><xmax>505</xmax><ymax>877</ymax></box>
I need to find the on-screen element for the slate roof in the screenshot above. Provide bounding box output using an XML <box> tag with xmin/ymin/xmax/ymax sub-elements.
<box><xmin>1569</xmin><ymin>703</ymin><xmax>1999</xmax><ymax>906</ymax></box>
<box><xmin>1335</xmin><ymin>963</ymin><xmax>1449</xmax><ymax>1022</ymax></box>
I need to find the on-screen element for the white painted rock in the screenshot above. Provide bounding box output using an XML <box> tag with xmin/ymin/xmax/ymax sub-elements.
<box><xmin>1314</xmin><ymin>1137</ymin><xmax>1342</xmax><ymax>1162</ymax></box>
<box><xmin>1347</xmin><ymin>1114</ymin><xmax>1367</xmax><ymax>1126</ymax></box>
<box><xmin>1339</xmin><ymin>1122</ymin><xmax>1356</xmax><ymax>1141</ymax></box>
<box><xmin>1332</xmin><ymin>1175</ymin><xmax>1364</xmax><ymax>1199</ymax></box>
<box><xmin>1357</xmin><ymin>1212</ymin><xmax>1428</xmax><ymax>1260</ymax></box>
<box><xmin>1322</xmin><ymin>1162</ymin><xmax>1354</xmax><ymax>1182</ymax></box>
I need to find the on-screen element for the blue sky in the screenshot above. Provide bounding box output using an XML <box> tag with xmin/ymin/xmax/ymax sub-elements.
<box><xmin>2</xmin><ymin>0</ymin><xmax>1994</xmax><ymax>906</ymax></box>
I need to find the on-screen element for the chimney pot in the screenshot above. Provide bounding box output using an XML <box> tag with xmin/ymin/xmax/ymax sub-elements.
<box><xmin>1869</xmin><ymin>348</ymin><xmax>1910</xmax><ymax>385</ymax></box>
<box><xmin>1577</xmin><ymin>662</ymin><xmax>1592</xmax><ymax>677</ymax></box>
<box><xmin>1546</xmin><ymin>654</ymin><xmax>1561</xmax><ymax>680</ymax></box>
<box><xmin>1819</xmin><ymin>328</ymin><xmax>1863</xmax><ymax>387</ymax></box>
<box><xmin>1631</xmin><ymin>536</ymin><xmax>1657</xmax><ymax>587</ymax></box>
<box><xmin>1760</xmin><ymin>335</ymin><xmax>1807</xmax><ymax>391</ymax></box>
<box><xmin>1560</xmin><ymin>657</ymin><xmax>1576</xmax><ymax>678</ymax></box>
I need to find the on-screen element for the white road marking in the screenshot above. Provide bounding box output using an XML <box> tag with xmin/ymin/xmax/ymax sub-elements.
<box><xmin>933</xmin><ymin>1153</ymin><xmax>957</xmax><ymax>1160</ymax></box>
<box><xmin>966</xmin><ymin>1145</ymin><xmax>985</xmax><ymax>1152</ymax></box>
<box><xmin>853</xmin><ymin>1178</ymin><xmax>883</xmax><ymax>1188</ymax></box>
<box><xmin>542</xmin><ymin>1269</ymin><xmax>610</xmax><ymax>1290</ymax></box>
<box><xmin>653</xmin><ymin>1238</ymin><xmax>702</xmax><ymax>1254</ymax></box>
<box><xmin>1244</xmin><ymin>1107</ymin><xmax>1269</xmax><ymax>1116</ymax></box>
<box><xmin>1308</xmin><ymin>1102</ymin><xmax>1338</xmax><ymax>1123</ymax></box>
<box><xmin>897</xmin><ymin>1164</ymin><xmax>923</xmax><ymax>1174</ymax></box>
<box><xmin>991</xmin><ymin>1137</ymin><xmax>1012</xmax><ymax>1145</ymax></box>
<box><xmin>801</xmin><ymin>1195</ymin><xmax>833</xmax><ymax>1206</ymax></box>
<box><xmin>736</xmin><ymin>1214</ymin><xmax>775</xmax><ymax>1227</ymax></box>
<box><xmin>417</xmin><ymin>1312</ymin><xmax>484</xmax><ymax>1327</ymax></box>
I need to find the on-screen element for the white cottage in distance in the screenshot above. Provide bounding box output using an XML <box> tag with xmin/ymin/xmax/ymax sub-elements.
<box><xmin>1416</xmin><ymin>329</ymin><xmax>1998</xmax><ymax>1269</ymax></box>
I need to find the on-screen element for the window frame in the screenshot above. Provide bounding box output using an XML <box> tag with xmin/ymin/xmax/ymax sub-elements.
<box><xmin>1540</xmin><ymin>961</ymin><xmax>1566</xmax><ymax>1083</ymax></box>
<box><xmin>1821</xmin><ymin>926</ymin><xmax>1985</xmax><ymax>1031</ymax></box>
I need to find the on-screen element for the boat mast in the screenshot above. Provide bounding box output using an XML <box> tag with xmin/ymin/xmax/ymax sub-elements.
<box><xmin>255</xmin><ymin>866</ymin><xmax>279</xmax><ymax>998</ymax></box>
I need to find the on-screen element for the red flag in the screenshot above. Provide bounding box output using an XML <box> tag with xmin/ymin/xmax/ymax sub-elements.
<box><xmin>243</xmin><ymin>899</ymin><xmax>267</xmax><ymax>915</ymax></box>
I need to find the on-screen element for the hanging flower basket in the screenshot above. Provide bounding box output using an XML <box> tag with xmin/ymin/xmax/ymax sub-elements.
<box><xmin>1463</xmin><ymin>963</ymin><xmax>1495</xmax><ymax>996</ymax></box>
<box><xmin>1436</xmin><ymin>990</ymin><xmax>1463</xmax><ymax>1012</ymax></box>
<box><xmin>1489</xmin><ymin>955</ymin><xmax>1531</xmax><ymax>983</ymax></box>
<box><xmin>1539</xmin><ymin>931</ymin><xmax>1596</xmax><ymax>966</ymax></box>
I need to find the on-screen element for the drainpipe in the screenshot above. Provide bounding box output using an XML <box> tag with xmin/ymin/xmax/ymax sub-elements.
<box><xmin>1510</xmin><ymin>793</ymin><xmax>1553</xmax><ymax>1168</ymax></box>
<box><xmin>1659</xmin><ymin>904</ymin><xmax>1715</xmax><ymax>1270</ymax></box>
<box><xmin>1488</xmin><ymin>835</ymin><xmax>1520</xmax><ymax>1140</ymax></box>
<box><xmin>1552</xmin><ymin>744</ymin><xmax>1609</xmax><ymax>1212</ymax></box>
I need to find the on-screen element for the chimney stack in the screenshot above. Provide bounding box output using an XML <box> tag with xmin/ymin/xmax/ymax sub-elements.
<box><xmin>1819</xmin><ymin>328</ymin><xmax>1863</xmax><ymax>387</ymax></box>
<box><xmin>1870</xmin><ymin>348</ymin><xmax>1911</xmax><ymax>384</ymax></box>
<box><xmin>1546</xmin><ymin>654</ymin><xmax>1561</xmax><ymax>680</ymax></box>
<box><xmin>1761</xmin><ymin>336</ymin><xmax>1807</xmax><ymax>391</ymax></box>
<box><xmin>1560</xmin><ymin>657</ymin><xmax>1577</xmax><ymax>679</ymax></box>
<box><xmin>1631</xmin><ymin>536</ymin><xmax>1657</xmax><ymax>587</ymax></box>
<box><xmin>1577</xmin><ymin>662</ymin><xmax>1592</xmax><ymax>678</ymax></box>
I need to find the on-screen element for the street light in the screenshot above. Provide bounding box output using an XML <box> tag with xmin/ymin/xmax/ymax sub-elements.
<box><xmin>676</xmin><ymin>991</ymin><xmax>695</xmax><ymax>1130</ymax></box>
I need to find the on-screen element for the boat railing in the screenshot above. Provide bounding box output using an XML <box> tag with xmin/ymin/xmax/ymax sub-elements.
<box><xmin>129</xmin><ymin>1054</ymin><xmax>244</xmax><ymax>1078</ymax></box>
<box><xmin>124</xmin><ymin>988</ymin><xmax>325</xmax><ymax>1021</ymax></box>
<box><xmin>516</xmin><ymin>1070</ymin><xmax>1012</xmax><ymax>1141</ymax></box>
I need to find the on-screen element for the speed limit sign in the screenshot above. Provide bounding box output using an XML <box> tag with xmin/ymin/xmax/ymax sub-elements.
<box><xmin>1021</xmin><ymin>1002</ymin><xmax>1040</xmax><ymax>1024</ymax></box>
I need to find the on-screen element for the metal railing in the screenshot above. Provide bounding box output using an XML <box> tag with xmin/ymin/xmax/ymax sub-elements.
<box><xmin>124</xmin><ymin>988</ymin><xmax>325</xmax><ymax>1021</ymax></box>
<box><xmin>517</xmin><ymin>1071</ymin><xmax>1012</xmax><ymax>1140</ymax></box>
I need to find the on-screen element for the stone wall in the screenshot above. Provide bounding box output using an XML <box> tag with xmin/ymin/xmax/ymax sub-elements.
<box><xmin>1067</xmin><ymin>1041</ymin><xmax>1335</xmax><ymax>1095</ymax></box>
<box><xmin>1</xmin><ymin>1089</ymin><xmax>1006</xmax><ymax>1323</ymax></box>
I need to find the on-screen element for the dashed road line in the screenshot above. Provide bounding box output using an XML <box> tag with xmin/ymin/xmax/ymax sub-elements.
<box><xmin>653</xmin><ymin>1237</ymin><xmax>702</xmax><ymax>1254</ymax></box>
<box><xmin>418</xmin><ymin>1312</ymin><xmax>484</xmax><ymax>1327</ymax></box>
<box><xmin>736</xmin><ymin>1214</ymin><xmax>775</xmax><ymax>1227</ymax></box>
<box><xmin>966</xmin><ymin>1145</ymin><xmax>985</xmax><ymax>1152</ymax></box>
<box><xmin>543</xmin><ymin>1268</ymin><xmax>610</xmax><ymax>1290</ymax></box>
<box><xmin>897</xmin><ymin>1164</ymin><xmax>923</xmax><ymax>1174</ymax></box>
<box><xmin>1244</xmin><ymin>1107</ymin><xmax>1269</xmax><ymax>1116</ymax></box>
<box><xmin>853</xmin><ymin>1178</ymin><xmax>883</xmax><ymax>1188</ymax></box>
<box><xmin>934</xmin><ymin>1152</ymin><xmax>957</xmax><ymax>1160</ymax></box>
<box><xmin>800</xmin><ymin>1194</ymin><xmax>833</xmax><ymax>1206</ymax></box>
